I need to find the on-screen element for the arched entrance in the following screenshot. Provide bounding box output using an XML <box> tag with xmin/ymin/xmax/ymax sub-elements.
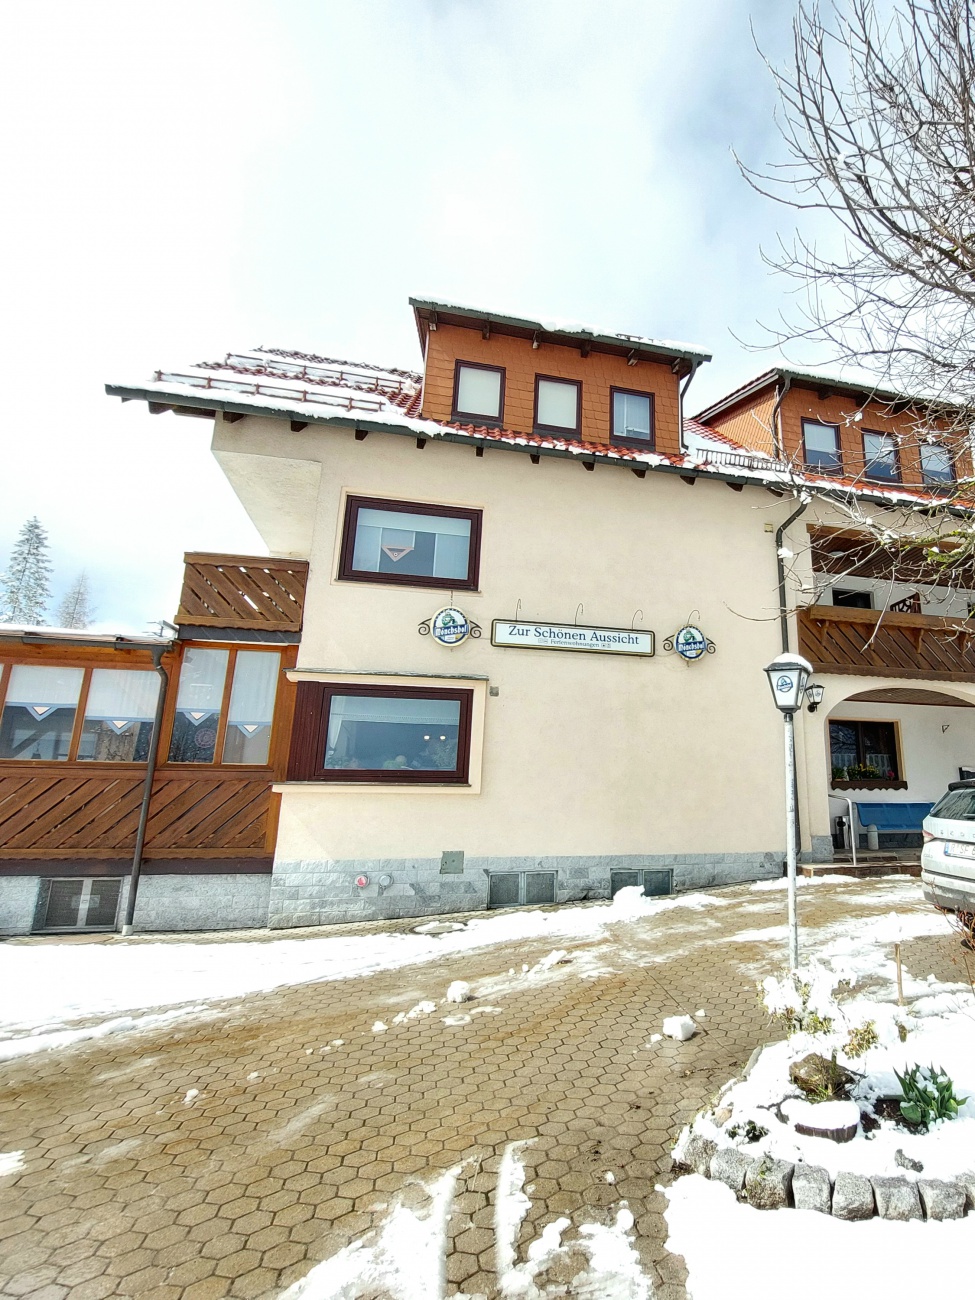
<box><xmin>824</xmin><ymin>685</ymin><xmax>975</xmax><ymax>854</ymax></box>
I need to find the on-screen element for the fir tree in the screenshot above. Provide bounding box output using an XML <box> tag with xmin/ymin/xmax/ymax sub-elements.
<box><xmin>0</xmin><ymin>517</ymin><xmax>52</xmax><ymax>625</ymax></box>
<box><xmin>56</xmin><ymin>572</ymin><xmax>95</xmax><ymax>629</ymax></box>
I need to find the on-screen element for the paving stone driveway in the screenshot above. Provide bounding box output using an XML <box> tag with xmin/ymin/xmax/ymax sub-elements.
<box><xmin>0</xmin><ymin>879</ymin><xmax>964</xmax><ymax>1299</ymax></box>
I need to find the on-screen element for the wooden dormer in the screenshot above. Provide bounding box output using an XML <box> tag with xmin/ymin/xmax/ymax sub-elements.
<box><xmin>411</xmin><ymin>299</ymin><xmax>710</xmax><ymax>460</ymax></box>
<box><xmin>695</xmin><ymin>369</ymin><xmax>972</xmax><ymax>490</ymax></box>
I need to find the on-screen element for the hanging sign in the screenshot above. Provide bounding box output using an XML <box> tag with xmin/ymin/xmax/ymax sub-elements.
<box><xmin>663</xmin><ymin>625</ymin><xmax>715</xmax><ymax>660</ymax></box>
<box><xmin>418</xmin><ymin>607</ymin><xmax>481</xmax><ymax>647</ymax></box>
<box><xmin>491</xmin><ymin>619</ymin><xmax>654</xmax><ymax>657</ymax></box>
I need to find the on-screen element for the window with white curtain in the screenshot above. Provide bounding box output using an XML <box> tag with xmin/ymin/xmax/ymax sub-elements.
<box><xmin>222</xmin><ymin>651</ymin><xmax>280</xmax><ymax>764</ymax></box>
<box><xmin>78</xmin><ymin>669</ymin><xmax>160</xmax><ymax>762</ymax></box>
<box><xmin>167</xmin><ymin>647</ymin><xmax>229</xmax><ymax>763</ymax></box>
<box><xmin>0</xmin><ymin>665</ymin><xmax>84</xmax><ymax>760</ymax></box>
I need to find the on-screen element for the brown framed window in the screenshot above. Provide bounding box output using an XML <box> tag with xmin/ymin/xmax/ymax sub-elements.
<box><xmin>167</xmin><ymin>647</ymin><xmax>281</xmax><ymax>766</ymax></box>
<box><xmin>0</xmin><ymin>664</ymin><xmax>85</xmax><ymax>760</ymax></box>
<box><xmin>829</xmin><ymin>718</ymin><xmax>904</xmax><ymax>787</ymax></box>
<box><xmin>338</xmin><ymin>496</ymin><xmax>482</xmax><ymax>591</ymax></box>
<box><xmin>610</xmin><ymin>387</ymin><xmax>655</xmax><ymax>447</ymax></box>
<box><xmin>534</xmin><ymin>375</ymin><xmax>582</xmax><ymax>436</ymax></box>
<box><xmin>862</xmin><ymin>430</ymin><xmax>901</xmax><ymax>482</ymax></box>
<box><xmin>288</xmin><ymin>683</ymin><xmax>474</xmax><ymax>784</ymax></box>
<box><xmin>802</xmin><ymin>420</ymin><xmax>842</xmax><ymax>473</ymax></box>
<box><xmin>920</xmin><ymin>442</ymin><xmax>954</xmax><ymax>485</ymax></box>
<box><xmin>452</xmin><ymin>361</ymin><xmax>505</xmax><ymax>425</ymax></box>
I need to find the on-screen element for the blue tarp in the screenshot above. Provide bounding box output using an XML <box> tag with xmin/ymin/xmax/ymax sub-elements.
<box><xmin>854</xmin><ymin>802</ymin><xmax>934</xmax><ymax>831</ymax></box>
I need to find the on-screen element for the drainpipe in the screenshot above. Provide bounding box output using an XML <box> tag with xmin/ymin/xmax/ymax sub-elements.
<box><xmin>678</xmin><ymin>359</ymin><xmax>702</xmax><ymax>454</ymax></box>
<box><xmin>776</xmin><ymin>496</ymin><xmax>810</xmax><ymax>653</ymax></box>
<box><xmin>769</xmin><ymin>373</ymin><xmax>791</xmax><ymax>461</ymax></box>
<box><xmin>773</xmin><ymin>498</ymin><xmax>810</xmax><ymax>873</ymax></box>
<box><xmin>120</xmin><ymin>646</ymin><xmax>170</xmax><ymax>937</ymax></box>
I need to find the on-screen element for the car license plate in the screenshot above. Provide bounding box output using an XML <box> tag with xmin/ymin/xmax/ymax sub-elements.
<box><xmin>945</xmin><ymin>841</ymin><xmax>975</xmax><ymax>860</ymax></box>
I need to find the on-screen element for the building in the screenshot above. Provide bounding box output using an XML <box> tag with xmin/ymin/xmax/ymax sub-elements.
<box><xmin>3</xmin><ymin>296</ymin><xmax>973</xmax><ymax>934</ymax></box>
<box><xmin>0</xmin><ymin>553</ymin><xmax>305</xmax><ymax>933</ymax></box>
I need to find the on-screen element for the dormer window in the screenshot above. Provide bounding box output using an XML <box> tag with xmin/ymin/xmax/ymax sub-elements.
<box><xmin>610</xmin><ymin>387</ymin><xmax>655</xmax><ymax>447</ymax></box>
<box><xmin>452</xmin><ymin>362</ymin><xmax>504</xmax><ymax>425</ymax></box>
<box><xmin>920</xmin><ymin>442</ymin><xmax>954</xmax><ymax>485</ymax></box>
<box><xmin>534</xmin><ymin>376</ymin><xmax>581</xmax><ymax>436</ymax></box>
<box><xmin>863</xmin><ymin>430</ymin><xmax>901</xmax><ymax>482</ymax></box>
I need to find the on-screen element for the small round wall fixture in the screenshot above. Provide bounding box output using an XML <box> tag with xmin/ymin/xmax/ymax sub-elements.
<box><xmin>417</xmin><ymin>606</ymin><xmax>482</xmax><ymax>646</ymax></box>
<box><xmin>663</xmin><ymin>624</ymin><xmax>714</xmax><ymax>660</ymax></box>
<box><xmin>355</xmin><ymin>874</ymin><xmax>369</xmax><ymax>888</ymax></box>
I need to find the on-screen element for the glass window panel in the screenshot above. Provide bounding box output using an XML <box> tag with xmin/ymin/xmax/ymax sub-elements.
<box><xmin>864</xmin><ymin>431</ymin><xmax>900</xmax><ymax>481</ymax></box>
<box><xmin>324</xmin><ymin>694</ymin><xmax>461</xmax><ymax>772</ymax></box>
<box><xmin>223</xmin><ymin>651</ymin><xmax>280</xmax><ymax>764</ymax></box>
<box><xmin>612</xmin><ymin>391</ymin><xmax>652</xmax><ymax>441</ymax></box>
<box><xmin>536</xmin><ymin>379</ymin><xmax>579</xmax><ymax>430</ymax></box>
<box><xmin>0</xmin><ymin>665</ymin><xmax>84</xmax><ymax>761</ymax></box>
<box><xmin>921</xmin><ymin>443</ymin><xmax>953</xmax><ymax>483</ymax></box>
<box><xmin>861</xmin><ymin>721</ymin><xmax>898</xmax><ymax>779</ymax></box>
<box><xmin>351</xmin><ymin>507</ymin><xmax>471</xmax><ymax>581</ymax></box>
<box><xmin>79</xmin><ymin>669</ymin><xmax>160</xmax><ymax>762</ymax></box>
<box><xmin>829</xmin><ymin>721</ymin><xmax>859</xmax><ymax>778</ymax></box>
<box><xmin>803</xmin><ymin>421</ymin><xmax>841</xmax><ymax>472</ymax></box>
<box><xmin>932</xmin><ymin>789</ymin><xmax>975</xmax><ymax>820</ymax></box>
<box><xmin>168</xmin><ymin>647</ymin><xmax>229</xmax><ymax>763</ymax></box>
<box><xmin>456</xmin><ymin>365</ymin><xmax>502</xmax><ymax>418</ymax></box>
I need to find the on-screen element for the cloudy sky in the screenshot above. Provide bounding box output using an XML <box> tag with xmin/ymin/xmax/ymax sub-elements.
<box><xmin>0</xmin><ymin>0</ymin><xmax>816</xmax><ymax>630</ymax></box>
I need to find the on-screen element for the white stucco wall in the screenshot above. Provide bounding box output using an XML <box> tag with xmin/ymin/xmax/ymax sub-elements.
<box><xmin>215</xmin><ymin>415</ymin><xmax>792</xmax><ymax>866</ymax></box>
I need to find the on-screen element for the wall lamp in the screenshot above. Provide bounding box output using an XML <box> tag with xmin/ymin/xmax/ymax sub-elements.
<box><xmin>805</xmin><ymin>683</ymin><xmax>826</xmax><ymax>713</ymax></box>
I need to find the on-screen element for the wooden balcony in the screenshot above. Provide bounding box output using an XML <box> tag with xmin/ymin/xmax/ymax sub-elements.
<box><xmin>798</xmin><ymin>604</ymin><xmax>975</xmax><ymax>682</ymax></box>
<box><xmin>176</xmin><ymin>552</ymin><xmax>308</xmax><ymax>633</ymax></box>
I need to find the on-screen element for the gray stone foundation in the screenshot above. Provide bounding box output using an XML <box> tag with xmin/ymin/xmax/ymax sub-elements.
<box><xmin>267</xmin><ymin>850</ymin><xmax>784</xmax><ymax>929</ymax></box>
<box><xmin>0</xmin><ymin>873</ymin><xmax>271</xmax><ymax>936</ymax></box>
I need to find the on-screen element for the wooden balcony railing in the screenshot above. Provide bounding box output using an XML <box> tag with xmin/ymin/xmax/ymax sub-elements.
<box><xmin>798</xmin><ymin>604</ymin><xmax>975</xmax><ymax>682</ymax></box>
<box><xmin>177</xmin><ymin>552</ymin><xmax>308</xmax><ymax>632</ymax></box>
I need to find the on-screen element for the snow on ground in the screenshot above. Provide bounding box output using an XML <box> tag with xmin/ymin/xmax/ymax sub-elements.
<box><xmin>0</xmin><ymin>889</ymin><xmax>724</xmax><ymax>1055</ymax></box>
<box><xmin>0</xmin><ymin>1151</ymin><xmax>25</xmax><ymax>1177</ymax></box>
<box><xmin>279</xmin><ymin>1144</ymin><xmax>650</xmax><ymax>1300</ymax></box>
<box><xmin>665</xmin><ymin>1175</ymin><xmax>975</xmax><ymax>1300</ymax></box>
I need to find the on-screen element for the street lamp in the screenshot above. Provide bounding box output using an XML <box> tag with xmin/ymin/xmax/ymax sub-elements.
<box><xmin>805</xmin><ymin>683</ymin><xmax>825</xmax><ymax>713</ymax></box>
<box><xmin>764</xmin><ymin>652</ymin><xmax>813</xmax><ymax>971</ymax></box>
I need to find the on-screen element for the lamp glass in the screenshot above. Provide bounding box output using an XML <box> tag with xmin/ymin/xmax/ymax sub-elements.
<box><xmin>764</xmin><ymin>654</ymin><xmax>813</xmax><ymax>713</ymax></box>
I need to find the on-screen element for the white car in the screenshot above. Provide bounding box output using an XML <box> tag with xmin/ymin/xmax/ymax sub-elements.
<box><xmin>921</xmin><ymin>782</ymin><xmax>975</xmax><ymax>915</ymax></box>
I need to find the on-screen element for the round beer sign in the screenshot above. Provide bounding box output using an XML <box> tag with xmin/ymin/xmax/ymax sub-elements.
<box><xmin>431</xmin><ymin>607</ymin><xmax>471</xmax><ymax>647</ymax></box>
<box><xmin>674</xmin><ymin>625</ymin><xmax>708</xmax><ymax>660</ymax></box>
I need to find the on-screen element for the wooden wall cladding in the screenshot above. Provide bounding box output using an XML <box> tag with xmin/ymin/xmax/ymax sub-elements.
<box><xmin>176</xmin><ymin>553</ymin><xmax>309</xmax><ymax>631</ymax></box>
<box><xmin>798</xmin><ymin>605</ymin><xmax>975</xmax><ymax>681</ymax></box>
<box><xmin>0</xmin><ymin>767</ymin><xmax>273</xmax><ymax>858</ymax></box>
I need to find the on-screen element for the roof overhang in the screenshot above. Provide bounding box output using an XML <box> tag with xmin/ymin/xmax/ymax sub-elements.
<box><xmin>409</xmin><ymin>298</ymin><xmax>711</xmax><ymax>376</ymax></box>
<box><xmin>695</xmin><ymin>367</ymin><xmax>959</xmax><ymax>425</ymax></box>
<box><xmin>107</xmin><ymin>381</ymin><xmax>973</xmax><ymax>517</ymax></box>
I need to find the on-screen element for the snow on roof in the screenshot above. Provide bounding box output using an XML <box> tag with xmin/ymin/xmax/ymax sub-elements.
<box><xmin>410</xmin><ymin>296</ymin><xmax>711</xmax><ymax>361</ymax></box>
<box><xmin>694</xmin><ymin>365</ymin><xmax>963</xmax><ymax>424</ymax></box>
<box><xmin>0</xmin><ymin>623</ymin><xmax>172</xmax><ymax>645</ymax></box>
<box><xmin>107</xmin><ymin>351</ymin><xmax>971</xmax><ymax>514</ymax></box>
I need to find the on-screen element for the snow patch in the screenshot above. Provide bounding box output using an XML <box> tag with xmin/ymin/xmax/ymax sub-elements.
<box><xmin>0</xmin><ymin>1151</ymin><xmax>24</xmax><ymax>1177</ymax></box>
<box><xmin>662</xmin><ymin>1015</ymin><xmax>697</xmax><ymax>1042</ymax></box>
<box><xmin>445</xmin><ymin>981</ymin><xmax>471</xmax><ymax>1004</ymax></box>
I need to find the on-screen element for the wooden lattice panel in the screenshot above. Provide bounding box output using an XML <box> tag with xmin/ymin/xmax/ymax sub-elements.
<box><xmin>798</xmin><ymin>605</ymin><xmax>975</xmax><ymax>682</ymax></box>
<box><xmin>0</xmin><ymin>770</ymin><xmax>272</xmax><ymax>857</ymax></box>
<box><xmin>177</xmin><ymin>552</ymin><xmax>308</xmax><ymax>631</ymax></box>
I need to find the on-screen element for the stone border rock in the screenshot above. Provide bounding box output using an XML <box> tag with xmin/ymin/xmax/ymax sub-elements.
<box><xmin>676</xmin><ymin>1135</ymin><xmax>975</xmax><ymax>1221</ymax></box>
